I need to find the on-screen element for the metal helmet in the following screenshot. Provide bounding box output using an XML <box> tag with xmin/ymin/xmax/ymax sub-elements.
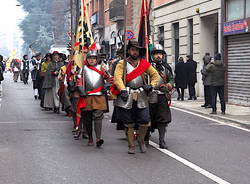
<box><xmin>151</xmin><ymin>44</ymin><xmax>166</xmax><ymax>56</ymax></box>
<box><xmin>86</xmin><ymin>50</ymin><xmax>98</xmax><ymax>59</ymax></box>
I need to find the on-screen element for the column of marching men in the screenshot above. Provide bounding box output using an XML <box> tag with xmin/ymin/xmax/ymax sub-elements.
<box><xmin>27</xmin><ymin>41</ymin><xmax>174</xmax><ymax>154</ymax></box>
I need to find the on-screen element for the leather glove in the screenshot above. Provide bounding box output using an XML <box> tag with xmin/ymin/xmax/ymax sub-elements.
<box><xmin>77</xmin><ymin>87</ymin><xmax>86</xmax><ymax>97</ymax></box>
<box><xmin>159</xmin><ymin>83</ymin><xmax>172</xmax><ymax>93</ymax></box>
<box><xmin>120</xmin><ymin>90</ymin><xmax>129</xmax><ymax>102</ymax></box>
<box><xmin>143</xmin><ymin>84</ymin><xmax>153</xmax><ymax>92</ymax></box>
<box><xmin>102</xmin><ymin>82</ymin><xmax>111</xmax><ymax>95</ymax></box>
<box><xmin>166</xmin><ymin>83</ymin><xmax>173</xmax><ymax>91</ymax></box>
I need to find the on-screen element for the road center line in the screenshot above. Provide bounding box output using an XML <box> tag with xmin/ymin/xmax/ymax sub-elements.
<box><xmin>150</xmin><ymin>141</ymin><xmax>231</xmax><ymax>184</ymax></box>
<box><xmin>171</xmin><ymin>106</ymin><xmax>250</xmax><ymax>132</ymax></box>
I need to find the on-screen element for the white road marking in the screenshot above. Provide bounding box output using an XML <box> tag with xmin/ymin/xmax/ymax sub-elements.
<box><xmin>150</xmin><ymin>141</ymin><xmax>231</xmax><ymax>184</ymax></box>
<box><xmin>0</xmin><ymin>121</ymin><xmax>69</xmax><ymax>124</ymax></box>
<box><xmin>171</xmin><ymin>106</ymin><xmax>250</xmax><ymax>132</ymax></box>
<box><xmin>0</xmin><ymin>121</ymin><xmax>17</xmax><ymax>124</ymax></box>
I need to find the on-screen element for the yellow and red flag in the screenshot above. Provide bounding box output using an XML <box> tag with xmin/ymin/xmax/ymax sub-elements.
<box><xmin>73</xmin><ymin>0</ymin><xmax>95</xmax><ymax>68</ymax></box>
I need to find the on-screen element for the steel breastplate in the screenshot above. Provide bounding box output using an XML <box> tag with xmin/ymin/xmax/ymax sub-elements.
<box><xmin>153</xmin><ymin>65</ymin><xmax>167</xmax><ymax>98</ymax></box>
<box><xmin>84</xmin><ymin>66</ymin><xmax>103</xmax><ymax>95</ymax></box>
<box><xmin>126</xmin><ymin>62</ymin><xmax>144</xmax><ymax>89</ymax></box>
<box><xmin>156</xmin><ymin>68</ymin><xmax>166</xmax><ymax>88</ymax></box>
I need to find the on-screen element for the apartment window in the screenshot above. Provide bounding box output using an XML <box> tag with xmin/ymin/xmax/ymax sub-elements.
<box><xmin>158</xmin><ymin>26</ymin><xmax>164</xmax><ymax>48</ymax></box>
<box><xmin>188</xmin><ymin>19</ymin><xmax>193</xmax><ymax>57</ymax></box>
<box><xmin>173</xmin><ymin>23</ymin><xmax>179</xmax><ymax>63</ymax></box>
<box><xmin>227</xmin><ymin>0</ymin><xmax>247</xmax><ymax>21</ymax></box>
<box><xmin>247</xmin><ymin>0</ymin><xmax>250</xmax><ymax>17</ymax></box>
<box><xmin>92</xmin><ymin>0</ymin><xmax>95</xmax><ymax>13</ymax></box>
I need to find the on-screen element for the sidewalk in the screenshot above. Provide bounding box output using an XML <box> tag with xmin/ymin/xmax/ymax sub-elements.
<box><xmin>171</xmin><ymin>98</ymin><xmax>250</xmax><ymax>129</ymax></box>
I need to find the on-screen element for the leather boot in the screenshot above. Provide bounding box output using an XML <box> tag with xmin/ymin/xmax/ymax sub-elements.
<box><xmin>158</xmin><ymin>124</ymin><xmax>168</xmax><ymax>149</ymax></box>
<box><xmin>144</xmin><ymin>129</ymin><xmax>151</xmax><ymax>146</ymax></box>
<box><xmin>138</xmin><ymin>125</ymin><xmax>148</xmax><ymax>153</ymax></box>
<box><xmin>127</xmin><ymin>127</ymin><xmax>135</xmax><ymax>154</ymax></box>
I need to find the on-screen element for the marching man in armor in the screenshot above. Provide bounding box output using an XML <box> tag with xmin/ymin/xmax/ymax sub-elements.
<box><xmin>77</xmin><ymin>51</ymin><xmax>109</xmax><ymax>147</ymax></box>
<box><xmin>112</xmin><ymin>41</ymin><xmax>159</xmax><ymax>154</ymax></box>
<box><xmin>148</xmin><ymin>44</ymin><xmax>174</xmax><ymax>149</ymax></box>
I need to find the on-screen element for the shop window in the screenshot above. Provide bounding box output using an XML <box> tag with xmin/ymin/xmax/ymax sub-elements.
<box><xmin>247</xmin><ymin>0</ymin><xmax>250</xmax><ymax>17</ymax></box>
<box><xmin>227</xmin><ymin>0</ymin><xmax>244</xmax><ymax>21</ymax></box>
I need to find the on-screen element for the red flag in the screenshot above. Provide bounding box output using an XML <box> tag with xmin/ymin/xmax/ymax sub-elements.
<box><xmin>138</xmin><ymin>0</ymin><xmax>149</xmax><ymax>48</ymax></box>
<box><xmin>76</xmin><ymin>97</ymin><xmax>87</xmax><ymax>127</ymax></box>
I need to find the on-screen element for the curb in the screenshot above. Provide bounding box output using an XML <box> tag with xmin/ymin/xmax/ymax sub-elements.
<box><xmin>171</xmin><ymin>105</ymin><xmax>250</xmax><ymax>130</ymax></box>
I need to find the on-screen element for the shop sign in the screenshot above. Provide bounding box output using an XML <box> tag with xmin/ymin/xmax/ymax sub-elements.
<box><xmin>91</xmin><ymin>13</ymin><xmax>98</xmax><ymax>25</ymax></box>
<box><xmin>224</xmin><ymin>19</ymin><xmax>249</xmax><ymax>35</ymax></box>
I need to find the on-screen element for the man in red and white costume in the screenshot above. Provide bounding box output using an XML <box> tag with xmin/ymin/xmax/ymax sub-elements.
<box><xmin>76</xmin><ymin>51</ymin><xmax>109</xmax><ymax>147</ymax></box>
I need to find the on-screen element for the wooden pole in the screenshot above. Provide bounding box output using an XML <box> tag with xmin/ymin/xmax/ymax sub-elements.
<box><xmin>148</xmin><ymin>0</ymin><xmax>154</xmax><ymax>45</ymax></box>
<box><xmin>81</xmin><ymin>0</ymin><xmax>84</xmax><ymax>50</ymax></box>
<box><xmin>123</xmin><ymin>0</ymin><xmax>128</xmax><ymax>84</ymax></box>
<box><xmin>144</xmin><ymin>0</ymin><xmax>149</xmax><ymax>62</ymax></box>
<box><xmin>70</xmin><ymin>0</ymin><xmax>74</xmax><ymax>56</ymax></box>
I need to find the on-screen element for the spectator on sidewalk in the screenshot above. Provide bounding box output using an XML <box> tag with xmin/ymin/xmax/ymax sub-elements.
<box><xmin>186</xmin><ymin>55</ymin><xmax>197</xmax><ymax>100</ymax></box>
<box><xmin>201</xmin><ymin>53</ymin><xmax>212</xmax><ymax>108</ymax></box>
<box><xmin>175</xmin><ymin>56</ymin><xmax>188</xmax><ymax>101</ymax></box>
<box><xmin>0</xmin><ymin>55</ymin><xmax>5</xmax><ymax>97</ymax></box>
<box><xmin>205</xmin><ymin>53</ymin><xmax>226</xmax><ymax>115</ymax></box>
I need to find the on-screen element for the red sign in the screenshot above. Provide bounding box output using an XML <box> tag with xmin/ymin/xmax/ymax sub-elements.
<box><xmin>224</xmin><ymin>19</ymin><xmax>249</xmax><ymax>35</ymax></box>
<box><xmin>126</xmin><ymin>30</ymin><xmax>134</xmax><ymax>40</ymax></box>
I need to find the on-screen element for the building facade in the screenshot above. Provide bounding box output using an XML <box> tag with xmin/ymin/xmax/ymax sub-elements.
<box><xmin>86</xmin><ymin>0</ymin><xmax>143</xmax><ymax>58</ymax></box>
<box><xmin>153</xmin><ymin>0</ymin><xmax>222</xmax><ymax>96</ymax></box>
<box><xmin>222</xmin><ymin>0</ymin><xmax>250</xmax><ymax>106</ymax></box>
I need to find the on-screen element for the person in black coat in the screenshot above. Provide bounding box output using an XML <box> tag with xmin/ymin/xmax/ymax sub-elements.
<box><xmin>22</xmin><ymin>55</ymin><xmax>30</xmax><ymax>84</ymax></box>
<box><xmin>175</xmin><ymin>57</ymin><xmax>188</xmax><ymax>100</ymax></box>
<box><xmin>186</xmin><ymin>55</ymin><xmax>197</xmax><ymax>100</ymax></box>
<box><xmin>0</xmin><ymin>55</ymin><xmax>5</xmax><ymax>83</ymax></box>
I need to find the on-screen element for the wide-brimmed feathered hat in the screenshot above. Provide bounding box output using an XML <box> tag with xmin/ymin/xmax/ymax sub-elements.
<box><xmin>127</xmin><ymin>40</ymin><xmax>146</xmax><ymax>57</ymax></box>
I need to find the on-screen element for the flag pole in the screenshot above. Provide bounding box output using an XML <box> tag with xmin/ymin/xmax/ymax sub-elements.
<box><xmin>149</xmin><ymin>0</ymin><xmax>154</xmax><ymax>45</ymax></box>
<box><xmin>144</xmin><ymin>0</ymin><xmax>149</xmax><ymax>62</ymax></box>
<box><xmin>143</xmin><ymin>0</ymin><xmax>151</xmax><ymax>85</ymax></box>
<box><xmin>70</xmin><ymin>0</ymin><xmax>74</xmax><ymax>56</ymax></box>
<box><xmin>123</xmin><ymin>0</ymin><xmax>128</xmax><ymax>84</ymax></box>
<box><xmin>81</xmin><ymin>0</ymin><xmax>84</xmax><ymax>52</ymax></box>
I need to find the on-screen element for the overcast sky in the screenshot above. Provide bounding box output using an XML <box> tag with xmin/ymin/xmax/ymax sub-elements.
<box><xmin>0</xmin><ymin>0</ymin><xmax>26</xmax><ymax>57</ymax></box>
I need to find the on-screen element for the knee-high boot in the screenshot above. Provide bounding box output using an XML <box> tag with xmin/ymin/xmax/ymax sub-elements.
<box><xmin>144</xmin><ymin>129</ymin><xmax>150</xmax><ymax>146</ymax></box>
<box><xmin>94</xmin><ymin>119</ymin><xmax>102</xmax><ymax>140</ymax></box>
<box><xmin>127</xmin><ymin>126</ymin><xmax>135</xmax><ymax>154</ymax></box>
<box><xmin>86</xmin><ymin>120</ymin><xmax>93</xmax><ymax>145</ymax></box>
<box><xmin>94</xmin><ymin>119</ymin><xmax>104</xmax><ymax>147</ymax></box>
<box><xmin>138</xmin><ymin>125</ymin><xmax>148</xmax><ymax>153</ymax></box>
<box><xmin>158</xmin><ymin>123</ymin><xmax>167</xmax><ymax>149</ymax></box>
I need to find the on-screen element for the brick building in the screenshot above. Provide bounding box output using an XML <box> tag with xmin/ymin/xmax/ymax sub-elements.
<box><xmin>85</xmin><ymin>0</ymin><xmax>142</xmax><ymax>58</ymax></box>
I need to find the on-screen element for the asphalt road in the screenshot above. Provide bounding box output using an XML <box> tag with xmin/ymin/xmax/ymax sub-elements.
<box><xmin>0</xmin><ymin>73</ymin><xmax>249</xmax><ymax>184</ymax></box>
